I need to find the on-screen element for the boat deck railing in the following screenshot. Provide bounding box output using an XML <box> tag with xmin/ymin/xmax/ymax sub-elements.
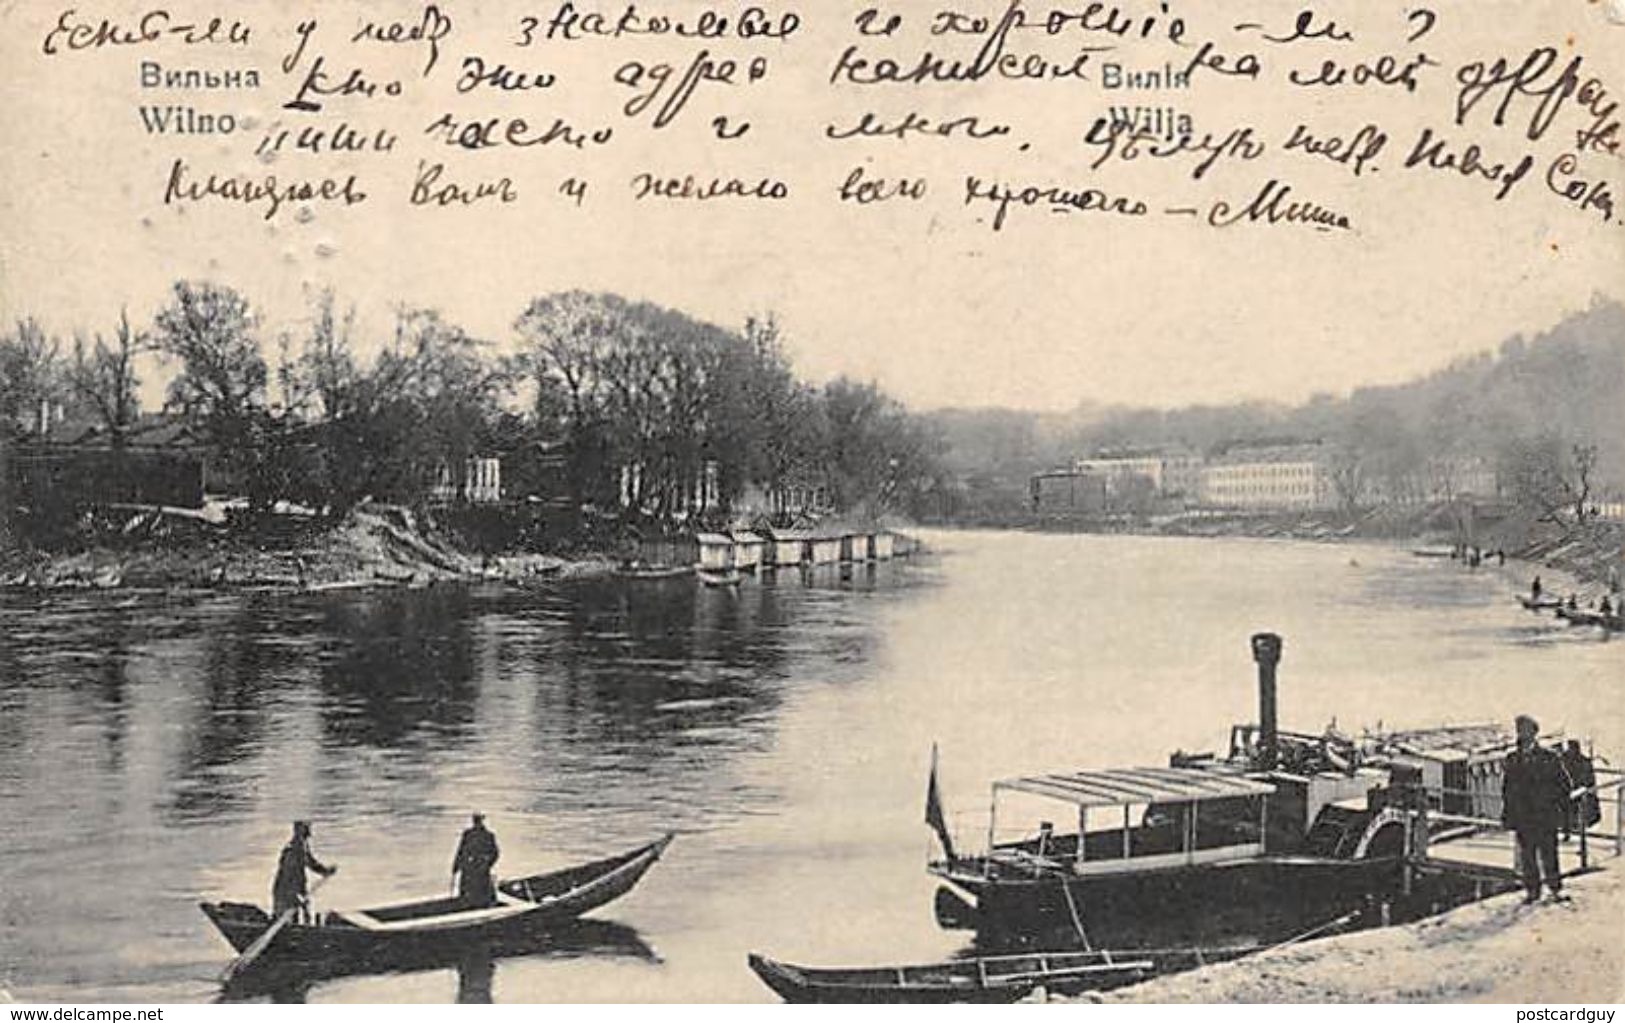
<box><xmin>1423</xmin><ymin>768</ymin><xmax>1625</xmax><ymax>870</ymax></box>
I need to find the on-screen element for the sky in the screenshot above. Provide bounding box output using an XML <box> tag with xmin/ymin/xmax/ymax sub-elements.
<box><xmin>1</xmin><ymin>0</ymin><xmax>1620</xmax><ymax>414</ymax></box>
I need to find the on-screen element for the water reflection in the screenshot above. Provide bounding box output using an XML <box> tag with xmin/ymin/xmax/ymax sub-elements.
<box><xmin>0</xmin><ymin>564</ymin><xmax>925</xmax><ymax>1002</ymax></box>
<box><xmin>218</xmin><ymin>919</ymin><xmax>658</xmax><ymax>1004</ymax></box>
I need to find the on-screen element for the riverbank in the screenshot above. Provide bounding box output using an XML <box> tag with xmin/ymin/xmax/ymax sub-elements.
<box><xmin>0</xmin><ymin>506</ymin><xmax>617</xmax><ymax>590</ymax></box>
<box><xmin>1079</xmin><ymin>866</ymin><xmax>1624</xmax><ymax>1003</ymax></box>
<box><xmin>0</xmin><ymin>506</ymin><xmax>920</xmax><ymax>591</ymax></box>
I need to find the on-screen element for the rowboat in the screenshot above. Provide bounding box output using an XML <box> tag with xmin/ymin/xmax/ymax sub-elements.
<box><xmin>1517</xmin><ymin>595</ymin><xmax>1563</xmax><ymax>611</ymax></box>
<box><xmin>1556</xmin><ymin>606</ymin><xmax>1623</xmax><ymax>631</ymax></box>
<box><xmin>615</xmin><ymin>564</ymin><xmax>695</xmax><ymax>582</ymax></box>
<box><xmin>747</xmin><ymin>946</ymin><xmax>1255</xmax><ymax>1003</ymax></box>
<box><xmin>304</xmin><ymin>578</ymin><xmax>378</xmax><ymax>593</ymax></box>
<box><xmin>698</xmin><ymin>570</ymin><xmax>743</xmax><ymax>589</ymax></box>
<box><xmin>201</xmin><ymin>834</ymin><xmax>673</xmax><ymax>969</ymax></box>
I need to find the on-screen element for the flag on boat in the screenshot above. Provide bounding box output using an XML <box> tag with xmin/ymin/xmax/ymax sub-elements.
<box><xmin>925</xmin><ymin>743</ymin><xmax>956</xmax><ymax>861</ymax></box>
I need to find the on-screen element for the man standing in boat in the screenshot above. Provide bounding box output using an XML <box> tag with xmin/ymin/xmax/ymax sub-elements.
<box><xmin>1501</xmin><ymin>716</ymin><xmax>1571</xmax><ymax>904</ymax></box>
<box><xmin>453</xmin><ymin>812</ymin><xmax>501</xmax><ymax>907</ymax></box>
<box><xmin>273</xmin><ymin>820</ymin><xmax>335</xmax><ymax>923</ymax></box>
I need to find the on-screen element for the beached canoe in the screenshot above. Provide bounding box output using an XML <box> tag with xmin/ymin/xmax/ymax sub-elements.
<box><xmin>745</xmin><ymin>949</ymin><xmax>1178</xmax><ymax>1003</ymax></box>
<box><xmin>201</xmin><ymin>834</ymin><xmax>673</xmax><ymax>969</ymax></box>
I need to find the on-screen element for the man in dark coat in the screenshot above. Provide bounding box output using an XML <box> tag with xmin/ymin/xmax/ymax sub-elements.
<box><xmin>1501</xmin><ymin>716</ymin><xmax>1571</xmax><ymax>903</ymax></box>
<box><xmin>272</xmin><ymin>821</ymin><xmax>335</xmax><ymax>922</ymax></box>
<box><xmin>452</xmin><ymin>813</ymin><xmax>500</xmax><ymax>907</ymax></box>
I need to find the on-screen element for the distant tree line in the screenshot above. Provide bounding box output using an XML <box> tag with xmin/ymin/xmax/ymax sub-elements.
<box><xmin>0</xmin><ymin>283</ymin><xmax>948</xmax><ymax>530</ymax></box>
<box><xmin>929</xmin><ymin>301</ymin><xmax>1625</xmax><ymax>526</ymax></box>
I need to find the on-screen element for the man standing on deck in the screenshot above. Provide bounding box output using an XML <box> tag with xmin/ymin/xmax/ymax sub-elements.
<box><xmin>453</xmin><ymin>812</ymin><xmax>501</xmax><ymax>907</ymax></box>
<box><xmin>1501</xmin><ymin>716</ymin><xmax>1572</xmax><ymax>904</ymax></box>
<box><xmin>272</xmin><ymin>821</ymin><xmax>336</xmax><ymax>923</ymax></box>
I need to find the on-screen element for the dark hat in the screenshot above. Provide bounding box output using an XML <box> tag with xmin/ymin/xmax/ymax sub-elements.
<box><xmin>293</xmin><ymin>820</ymin><xmax>312</xmax><ymax>835</ymax></box>
<box><xmin>471</xmin><ymin>811</ymin><xmax>486</xmax><ymax>823</ymax></box>
<box><xmin>1514</xmin><ymin>714</ymin><xmax>1539</xmax><ymax>734</ymax></box>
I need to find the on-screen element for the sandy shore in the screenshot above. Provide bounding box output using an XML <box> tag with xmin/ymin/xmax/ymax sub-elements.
<box><xmin>1081</xmin><ymin>867</ymin><xmax>1624</xmax><ymax>1003</ymax></box>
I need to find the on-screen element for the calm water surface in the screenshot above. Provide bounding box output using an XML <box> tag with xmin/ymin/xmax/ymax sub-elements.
<box><xmin>1</xmin><ymin>533</ymin><xmax>1619</xmax><ymax>1002</ymax></box>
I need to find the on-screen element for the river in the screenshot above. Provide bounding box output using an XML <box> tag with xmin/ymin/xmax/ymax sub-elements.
<box><xmin>0</xmin><ymin>532</ymin><xmax>1619</xmax><ymax>1002</ymax></box>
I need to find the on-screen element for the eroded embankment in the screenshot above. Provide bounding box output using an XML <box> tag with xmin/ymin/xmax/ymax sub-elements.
<box><xmin>0</xmin><ymin>506</ymin><xmax>614</xmax><ymax>590</ymax></box>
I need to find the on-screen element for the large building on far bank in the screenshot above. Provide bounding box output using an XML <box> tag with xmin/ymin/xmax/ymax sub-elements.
<box><xmin>1034</xmin><ymin>437</ymin><xmax>1513</xmax><ymax>518</ymax></box>
<box><xmin>1072</xmin><ymin>445</ymin><xmax>1204</xmax><ymax>503</ymax></box>
<box><xmin>1198</xmin><ymin>441</ymin><xmax>1334</xmax><ymax>511</ymax></box>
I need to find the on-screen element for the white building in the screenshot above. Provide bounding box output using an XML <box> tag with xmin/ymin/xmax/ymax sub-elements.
<box><xmin>433</xmin><ymin>457</ymin><xmax>503</xmax><ymax>505</ymax></box>
<box><xmin>1199</xmin><ymin>443</ymin><xmax>1332</xmax><ymax>511</ymax></box>
<box><xmin>1074</xmin><ymin>452</ymin><xmax>1164</xmax><ymax>492</ymax></box>
<box><xmin>1072</xmin><ymin>446</ymin><xmax>1203</xmax><ymax>500</ymax></box>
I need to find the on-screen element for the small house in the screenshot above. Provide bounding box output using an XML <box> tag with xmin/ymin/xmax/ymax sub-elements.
<box><xmin>810</xmin><ymin>535</ymin><xmax>843</xmax><ymax>565</ymax></box>
<box><xmin>732</xmin><ymin>531</ymin><xmax>766</xmax><ymax>572</ymax></box>
<box><xmin>766</xmin><ymin>529</ymin><xmax>812</xmax><ymax>568</ymax></box>
<box><xmin>696</xmin><ymin>533</ymin><xmax>735</xmax><ymax>572</ymax></box>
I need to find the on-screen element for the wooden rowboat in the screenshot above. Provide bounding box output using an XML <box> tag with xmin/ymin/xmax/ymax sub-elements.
<box><xmin>1556</xmin><ymin>606</ymin><xmax>1624</xmax><ymax>631</ymax></box>
<box><xmin>746</xmin><ymin>948</ymin><xmax>1211</xmax><ymax>1003</ymax></box>
<box><xmin>201</xmin><ymin>834</ymin><xmax>673</xmax><ymax>970</ymax></box>
<box><xmin>615</xmin><ymin>564</ymin><xmax>695</xmax><ymax>582</ymax></box>
<box><xmin>1518</xmin><ymin>595</ymin><xmax>1563</xmax><ymax>611</ymax></box>
<box><xmin>698</xmin><ymin>570</ymin><xmax>743</xmax><ymax>589</ymax></box>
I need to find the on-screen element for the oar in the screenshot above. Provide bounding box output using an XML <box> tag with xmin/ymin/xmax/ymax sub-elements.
<box><xmin>220</xmin><ymin>869</ymin><xmax>335</xmax><ymax>985</ymax></box>
<box><xmin>1269</xmin><ymin>909</ymin><xmax>1359</xmax><ymax>950</ymax></box>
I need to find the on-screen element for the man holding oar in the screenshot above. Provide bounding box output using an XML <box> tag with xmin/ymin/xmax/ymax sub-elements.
<box><xmin>452</xmin><ymin>812</ymin><xmax>500</xmax><ymax>908</ymax></box>
<box><xmin>272</xmin><ymin>820</ymin><xmax>337</xmax><ymax>924</ymax></box>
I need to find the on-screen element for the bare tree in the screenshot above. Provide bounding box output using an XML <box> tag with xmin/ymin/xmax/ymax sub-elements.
<box><xmin>153</xmin><ymin>281</ymin><xmax>266</xmax><ymax>428</ymax></box>
<box><xmin>1500</xmin><ymin>436</ymin><xmax>1602</xmax><ymax>529</ymax></box>
<box><xmin>0</xmin><ymin>318</ymin><xmax>61</xmax><ymax>434</ymax></box>
<box><xmin>1567</xmin><ymin>443</ymin><xmax>1599</xmax><ymax>523</ymax></box>
<box><xmin>64</xmin><ymin>311</ymin><xmax>151</xmax><ymax>450</ymax></box>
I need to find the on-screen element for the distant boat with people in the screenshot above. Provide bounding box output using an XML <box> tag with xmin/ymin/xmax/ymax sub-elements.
<box><xmin>1518</xmin><ymin>594</ymin><xmax>1564</xmax><ymax>612</ymax></box>
<box><xmin>1556</xmin><ymin>606</ymin><xmax>1623</xmax><ymax>632</ymax></box>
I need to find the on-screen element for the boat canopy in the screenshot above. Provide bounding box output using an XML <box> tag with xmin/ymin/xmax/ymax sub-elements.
<box><xmin>993</xmin><ymin>767</ymin><xmax>1274</xmax><ymax>808</ymax></box>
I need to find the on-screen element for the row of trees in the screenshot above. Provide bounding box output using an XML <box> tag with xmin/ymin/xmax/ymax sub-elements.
<box><xmin>0</xmin><ymin>283</ymin><xmax>948</xmax><ymax>528</ymax></box>
<box><xmin>516</xmin><ymin>291</ymin><xmax>945</xmax><ymax>521</ymax></box>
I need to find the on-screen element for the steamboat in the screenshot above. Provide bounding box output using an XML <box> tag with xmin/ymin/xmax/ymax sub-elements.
<box><xmin>927</xmin><ymin>633</ymin><xmax>1542</xmax><ymax>946</ymax></box>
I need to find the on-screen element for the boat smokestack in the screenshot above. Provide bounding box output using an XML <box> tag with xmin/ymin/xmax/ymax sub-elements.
<box><xmin>1251</xmin><ymin>632</ymin><xmax>1282</xmax><ymax>770</ymax></box>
